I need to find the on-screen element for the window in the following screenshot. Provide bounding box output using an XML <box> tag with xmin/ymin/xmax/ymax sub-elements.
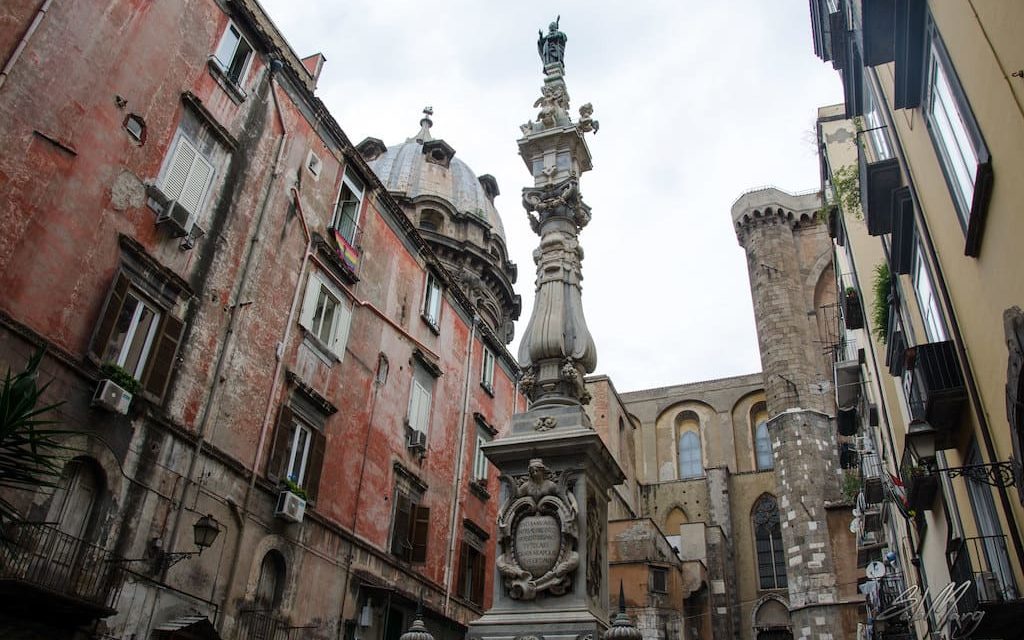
<box><xmin>255</xmin><ymin>551</ymin><xmax>285</xmax><ymax>610</ymax></box>
<box><xmin>923</xmin><ymin>22</ymin><xmax>992</xmax><ymax>253</ymax></box>
<box><xmin>213</xmin><ymin>22</ymin><xmax>253</xmax><ymax>85</ymax></box>
<box><xmin>753</xmin><ymin>495</ymin><xmax>787</xmax><ymax>590</ymax></box>
<box><xmin>863</xmin><ymin>78</ymin><xmax>892</xmax><ymax>160</ymax></box>
<box><xmin>481</xmin><ymin>348</ymin><xmax>495</xmax><ymax>394</ymax></box>
<box><xmin>754</xmin><ymin>420</ymin><xmax>773</xmax><ymax>471</ymax></box>
<box><xmin>332</xmin><ymin>169</ymin><xmax>365</xmax><ymax>245</ymax></box>
<box><xmin>678</xmin><ymin>431</ymin><xmax>703</xmax><ymax>479</ymax></box>
<box><xmin>912</xmin><ymin>245</ymin><xmax>946</xmax><ymax>343</ymax></box>
<box><xmin>473</xmin><ymin>433</ymin><xmax>490</xmax><ymax>483</ymax></box>
<box><xmin>90</xmin><ymin>271</ymin><xmax>186</xmax><ymax>400</ymax></box>
<box><xmin>458</xmin><ymin>528</ymin><xmax>486</xmax><ymax>606</ymax></box>
<box><xmin>307</xmin><ymin>151</ymin><xmax>322</xmax><ymax>177</ymax></box>
<box><xmin>390</xmin><ymin>489</ymin><xmax>429</xmax><ymax>563</ymax></box>
<box><xmin>266</xmin><ymin>404</ymin><xmax>326</xmax><ymax>501</ymax></box>
<box><xmin>407</xmin><ymin>362</ymin><xmax>435</xmax><ymax>436</ymax></box>
<box><xmin>160</xmin><ymin>133</ymin><xmax>215</xmax><ymax>218</ymax></box>
<box><xmin>422</xmin><ymin>272</ymin><xmax>443</xmax><ymax>330</ymax></box>
<box><xmin>299</xmin><ymin>271</ymin><xmax>352</xmax><ymax>359</ymax></box>
<box><xmin>650</xmin><ymin>566</ymin><xmax>668</xmax><ymax>594</ymax></box>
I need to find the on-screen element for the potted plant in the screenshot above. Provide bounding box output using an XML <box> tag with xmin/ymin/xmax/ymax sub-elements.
<box><xmin>275</xmin><ymin>478</ymin><xmax>308</xmax><ymax>523</ymax></box>
<box><xmin>93</xmin><ymin>362</ymin><xmax>141</xmax><ymax>414</ymax></box>
<box><xmin>904</xmin><ymin>465</ymin><xmax>938</xmax><ymax>512</ymax></box>
<box><xmin>843</xmin><ymin>287</ymin><xmax>865</xmax><ymax>330</ymax></box>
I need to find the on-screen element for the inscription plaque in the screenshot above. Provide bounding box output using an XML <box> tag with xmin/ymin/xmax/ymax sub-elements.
<box><xmin>515</xmin><ymin>514</ymin><xmax>561</xmax><ymax>576</ymax></box>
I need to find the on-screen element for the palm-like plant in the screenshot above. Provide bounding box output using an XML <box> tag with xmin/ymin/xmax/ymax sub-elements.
<box><xmin>0</xmin><ymin>349</ymin><xmax>70</xmax><ymax>515</ymax></box>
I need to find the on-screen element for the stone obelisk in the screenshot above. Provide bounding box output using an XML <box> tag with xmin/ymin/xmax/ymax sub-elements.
<box><xmin>468</xmin><ymin>18</ymin><xmax>623</xmax><ymax>640</ymax></box>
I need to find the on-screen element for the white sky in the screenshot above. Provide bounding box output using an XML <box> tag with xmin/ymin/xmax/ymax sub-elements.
<box><xmin>259</xmin><ymin>0</ymin><xmax>844</xmax><ymax>393</ymax></box>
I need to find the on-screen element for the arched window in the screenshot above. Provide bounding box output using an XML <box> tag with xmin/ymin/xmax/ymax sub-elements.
<box><xmin>256</xmin><ymin>551</ymin><xmax>286</xmax><ymax>610</ymax></box>
<box><xmin>755</xmin><ymin>420</ymin><xmax>773</xmax><ymax>470</ymax></box>
<box><xmin>753</xmin><ymin>495</ymin><xmax>786</xmax><ymax>590</ymax></box>
<box><xmin>678</xmin><ymin>431</ymin><xmax>703</xmax><ymax>479</ymax></box>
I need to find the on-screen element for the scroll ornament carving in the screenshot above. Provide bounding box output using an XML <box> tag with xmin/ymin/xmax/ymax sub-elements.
<box><xmin>522</xmin><ymin>179</ymin><xmax>590</xmax><ymax>231</ymax></box>
<box><xmin>534</xmin><ymin>416</ymin><xmax>557</xmax><ymax>432</ymax></box>
<box><xmin>496</xmin><ymin>459</ymin><xmax>579</xmax><ymax>600</ymax></box>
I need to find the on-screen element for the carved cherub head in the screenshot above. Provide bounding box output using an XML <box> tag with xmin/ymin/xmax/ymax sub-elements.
<box><xmin>579</xmin><ymin>102</ymin><xmax>594</xmax><ymax>118</ymax></box>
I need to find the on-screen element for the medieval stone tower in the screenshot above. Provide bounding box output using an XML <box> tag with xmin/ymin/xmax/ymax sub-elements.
<box><xmin>731</xmin><ymin>188</ymin><xmax>844</xmax><ymax>640</ymax></box>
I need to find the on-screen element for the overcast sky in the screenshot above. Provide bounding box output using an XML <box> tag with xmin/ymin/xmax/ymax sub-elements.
<box><xmin>259</xmin><ymin>0</ymin><xmax>844</xmax><ymax>393</ymax></box>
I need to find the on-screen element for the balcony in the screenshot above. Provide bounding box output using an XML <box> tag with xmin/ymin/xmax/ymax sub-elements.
<box><xmin>950</xmin><ymin>536</ymin><xmax>1024</xmax><ymax>640</ymax></box>
<box><xmin>835</xmin><ymin>358</ymin><xmax>862</xmax><ymax>412</ymax></box>
<box><xmin>889</xmin><ymin>187</ymin><xmax>915</xmax><ymax>275</ymax></box>
<box><xmin>859</xmin><ymin>144</ymin><xmax>901</xmax><ymax>236</ymax></box>
<box><xmin>903</xmin><ymin>468</ymin><xmax>939</xmax><ymax>512</ymax></box>
<box><xmin>0</xmin><ymin>521</ymin><xmax>124</xmax><ymax>624</ymax></box>
<box><xmin>904</xmin><ymin>340</ymin><xmax>967</xmax><ymax>441</ymax></box>
<box><xmin>867</xmin><ymin>571</ymin><xmax>912</xmax><ymax>633</ymax></box>
<box><xmin>842</xmin><ymin>288</ymin><xmax>865</xmax><ymax>330</ymax></box>
<box><xmin>237</xmin><ymin>609</ymin><xmax>307</xmax><ymax>640</ymax></box>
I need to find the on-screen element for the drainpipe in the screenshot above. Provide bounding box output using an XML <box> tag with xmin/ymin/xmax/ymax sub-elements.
<box><xmin>0</xmin><ymin>0</ymin><xmax>53</xmax><ymax>92</ymax></box>
<box><xmin>164</xmin><ymin>64</ymin><xmax>289</xmax><ymax>587</ymax></box>
<box><xmin>337</xmin><ymin>352</ymin><xmax>387</xmax><ymax>639</ymax></box>
<box><xmin>215</xmin><ymin>65</ymin><xmax>297</xmax><ymax>631</ymax></box>
<box><xmin>443</xmin><ymin>315</ymin><xmax>479</xmax><ymax>614</ymax></box>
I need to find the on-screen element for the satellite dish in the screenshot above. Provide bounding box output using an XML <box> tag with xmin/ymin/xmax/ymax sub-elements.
<box><xmin>866</xmin><ymin>561</ymin><xmax>887</xmax><ymax>579</ymax></box>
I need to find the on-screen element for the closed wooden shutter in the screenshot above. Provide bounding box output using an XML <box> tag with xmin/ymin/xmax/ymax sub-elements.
<box><xmin>391</xmin><ymin>493</ymin><xmax>412</xmax><ymax>558</ymax></box>
<box><xmin>266</xmin><ymin>406</ymin><xmax>295</xmax><ymax>483</ymax></box>
<box><xmin>304</xmin><ymin>428</ymin><xmax>326</xmax><ymax>503</ymax></box>
<box><xmin>141</xmin><ymin>313</ymin><xmax>185</xmax><ymax>400</ymax></box>
<box><xmin>471</xmin><ymin>546</ymin><xmax>486</xmax><ymax>605</ymax></box>
<box><xmin>409</xmin><ymin>378</ymin><xmax>432</xmax><ymax>434</ymax></box>
<box><xmin>90</xmin><ymin>273</ymin><xmax>130</xmax><ymax>361</ymax></box>
<box><xmin>410</xmin><ymin>504</ymin><xmax>430</xmax><ymax>563</ymax></box>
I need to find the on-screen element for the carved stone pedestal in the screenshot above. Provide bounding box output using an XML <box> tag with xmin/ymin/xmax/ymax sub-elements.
<box><xmin>467</xmin><ymin>406</ymin><xmax>623</xmax><ymax>640</ymax></box>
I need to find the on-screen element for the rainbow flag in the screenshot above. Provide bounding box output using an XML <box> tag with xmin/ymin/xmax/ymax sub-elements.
<box><xmin>333</xmin><ymin>228</ymin><xmax>361</xmax><ymax>273</ymax></box>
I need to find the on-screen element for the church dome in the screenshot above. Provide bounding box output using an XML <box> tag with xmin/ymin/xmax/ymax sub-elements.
<box><xmin>359</xmin><ymin>111</ymin><xmax>505</xmax><ymax>242</ymax></box>
<box><xmin>356</xmin><ymin>109</ymin><xmax>521</xmax><ymax>344</ymax></box>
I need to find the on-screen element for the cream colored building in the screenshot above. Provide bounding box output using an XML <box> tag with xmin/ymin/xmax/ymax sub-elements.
<box><xmin>811</xmin><ymin>1</ymin><xmax>1024</xmax><ymax>637</ymax></box>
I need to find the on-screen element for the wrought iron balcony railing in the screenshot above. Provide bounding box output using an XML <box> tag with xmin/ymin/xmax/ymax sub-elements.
<box><xmin>237</xmin><ymin>609</ymin><xmax>311</xmax><ymax>640</ymax></box>
<box><xmin>950</xmin><ymin>535</ymin><xmax>1024</xmax><ymax>638</ymax></box>
<box><xmin>0</xmin><ymin>521</ymin><xmax>124</xmax><ymax>618</ymax></box>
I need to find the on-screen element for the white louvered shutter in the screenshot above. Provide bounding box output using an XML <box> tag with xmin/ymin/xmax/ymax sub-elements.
<box><xmin>299</xmin><ymin>274</ymin><xmax>322</xmax><ymax>331</ymax></box>
<box><xmin>330</xmin><ymin>299</ymin><xmax>353</xmax><ymax>358</ymax></box>
<box><xmin>163</xmin><ymin>137</ymin><xmax>197</xmax><ymax>201</ymax></box>
<box><xmin>178</xmin><ymin>153</ymin><xmax>214</xmax><ymax>215</ymax></box>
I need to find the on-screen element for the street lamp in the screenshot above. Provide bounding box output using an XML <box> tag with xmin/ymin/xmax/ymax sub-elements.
<box><xmin>902</xmin><ymin>420</ymin><xmax>1017</xmax><ymax>488</ymax></box>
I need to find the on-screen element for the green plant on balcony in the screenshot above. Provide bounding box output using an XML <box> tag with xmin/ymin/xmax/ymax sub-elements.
<box><xmin>281</xmin><ymin>477</ymin><xmax>308</xmax><ymax>501</ymax></box>
<box><xmin>842</xmin><ymin>469</ymin><xmax>861</xmax><ymax>503</ymax></box>
<box><xmin>832</xmin><ymin>165</ymin><xmax>862</xmax><ymax>220</ymax></box>
<box><xmin>872</xmin><ymin>263</ymin><xmax>891</xmax><ymax>344</ymax></box>
<box><xmin>100</xmin><ymin>362</ymin><xmax>142</xmax><ymax>395</ymax></box>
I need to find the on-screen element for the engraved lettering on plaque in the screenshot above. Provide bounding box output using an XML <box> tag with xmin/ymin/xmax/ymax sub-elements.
<box><xmin>515</xmin><ymin>514</ymin><xmax>560</xmax><ymax>575</ymax></box>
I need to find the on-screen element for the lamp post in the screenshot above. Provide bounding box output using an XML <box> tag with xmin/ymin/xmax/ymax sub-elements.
<box><xmin>158</xmin><ymin>513</ymin><xmax>222</xmax><ymax>569</ymax></box>
<box><xmin>903</xmin><ymin>420</ymin><xmax>1017</xmax><ymax>488</ymax></box>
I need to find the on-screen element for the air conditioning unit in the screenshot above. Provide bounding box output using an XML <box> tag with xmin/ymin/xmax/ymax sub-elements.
<box><xmin>156</xmin><ymin>201</ymin><xmax>192</xmax><ymax>238</ymax></box>
<box><xmin>407</xmin><ymin>429</ymin><xmax>427</xmax><ymax>453</ymax></box>
<box><xmin>275</xmin><ymin>489</ymin><xmax>306</xmax><ymax>523</ymax></box>
<box><xmin>92</xmin><ymin>379</ymin><xmax>132</xmax><ymax>414</ymax></box>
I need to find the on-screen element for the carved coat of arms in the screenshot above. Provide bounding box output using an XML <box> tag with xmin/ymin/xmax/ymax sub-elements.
<box><xmin>496</xmin><ymin>459</ymin><xmax>579</xmax><ymax>599</ymax></box>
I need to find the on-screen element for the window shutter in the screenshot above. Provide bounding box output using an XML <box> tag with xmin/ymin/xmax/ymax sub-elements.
<box><xmin>391</xmin><ymin>493</ymin><xmax>412</xmax><ymax>558</ymax></box>
<box><xmin>331</xmin><ymin>299</ymin><xmax>353</xmax><ymax>358</ymax></box>
<box><xmin>471</xmin><ymin>547</ymin><xmax>486</xmax><ymax>604</ymax></box>
<box><xmin>410</xmin><ymin>505</ymin><xmax>430</xmax><ymax>563</ymax></box>
<box><xmin>141</xmin><ymin>313</ymin><xmax>185</xmax><ymax>400</ymax></box>
<box><xmin>457</xmin><ymin>543</ymin><xmax>469</xmax><ymax>599</ymax></box>
<box><xmin>304</xmin><ymin>428</ymin><xmax>326</xmax><ymax>503</ymax></box>
<box><xmin>178</xmin><ymin>153</ymin><xmax>214</xmax><ymax>216</ymax></box>
<box><xmin>163</xmin><ymin>137</ymin><xmax>198</xmax><ymax>201</ymax></box>
<box><xmin>89</xmin><ymin>272</ymin><xmax>130</xmax><ymax>361</ymax></box>
<box><xmin>299</xmin><ymin>274</ymin><xmax>321</xmax><ymax>331</ymax></box>
<box><xmin>409</xmin><ymin>380</ymin><xmax>428</xmax><ymax>432</ymax></box>
<box><xmin>413</xmin><ymin>381</ymin><xmax>432</xmax><ymax>434</ymax></box>
<box><xmin>266</xmin><ymin>406</ymin><xmax>295</xmax><ymax>484</ymax></box>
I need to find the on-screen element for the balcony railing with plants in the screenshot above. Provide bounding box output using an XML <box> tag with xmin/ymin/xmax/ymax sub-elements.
<box><xmin>904</xmin><ymin>340</ymin><xmax>966</xmax><ymax>434</ymax></box>
<box><xmin>0</xmin><ymin>521</ymin><xmax>124</xmax><ymax>615</ymax></box>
